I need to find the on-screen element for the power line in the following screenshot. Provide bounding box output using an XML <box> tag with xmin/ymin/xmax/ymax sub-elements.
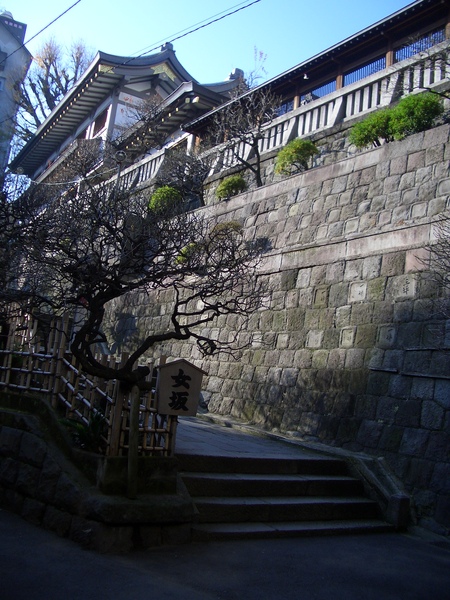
<box><xmin>122</xmin><ymin>0</ymin><xmax>262</xmax><ymax>67</ymax></box>
<box><xmin>7</xmin><ymin>0</ymin><xmax>262</xmax><ymax>178</ymax></box>
<box><xmin>132</xmin><ymin>0</ymin><xmax>261</xmax><ymax>59</ymax></box>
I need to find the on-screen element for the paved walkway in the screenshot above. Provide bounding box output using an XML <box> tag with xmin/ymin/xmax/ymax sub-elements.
<box><xmin>174</xmin><ymin>415</ymin><xmax>319</xmax><ymax>458</ymax></box>
<box><xmin>1</xmin><ymin>416</ymin><xmax>450</xmax><ymax>600</ymax></box>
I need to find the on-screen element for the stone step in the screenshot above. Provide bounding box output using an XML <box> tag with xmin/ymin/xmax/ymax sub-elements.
<box><xmin>177</xmin><ymin>453</ymin><xmax>349</xmax><ymax>476</ymax></box>
<box><xmin>182</xmin><ymin>472</ymin><xmax>364</xmax><ymax>497</ymax></box>
<box><xmin>193</xmin><ymin>496</ymin><xmax>380</xmax><ymax>523</ymax></box>
<box><xmin>191</xmin><ymin>519</ymin><xmax>395</xmax><ymax>542</ymax></box>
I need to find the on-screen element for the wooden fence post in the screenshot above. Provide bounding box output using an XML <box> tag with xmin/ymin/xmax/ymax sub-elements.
<box><xmin>127</xmin><ymin>384</ymin><xmax>140</xmax><ymax>499</ymax></box>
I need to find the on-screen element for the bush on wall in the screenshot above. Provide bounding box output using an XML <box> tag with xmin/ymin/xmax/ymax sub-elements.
<box><xmin>349</xmin><ymin>92</ymin><xmax>444</xmax><ymax>149</ymax></box>
<box><xmin>275</xmin><ymin>138</ymin><xmax>319</xmax><ymax>175</ymax></box>
<box><xmin>216</xmin><ymin>175</ymin><xmax>247</xmax><ymax>200</ymax></box>
<box><xmin>148</xmin><ymin>185</ymin><xmax>182</xmax><ymax>215</ymax></box>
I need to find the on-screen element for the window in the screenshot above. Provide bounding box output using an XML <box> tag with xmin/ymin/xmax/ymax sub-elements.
<box><xmin>0</xmin><ymin>50</ymin><xmax>6</xmax><ymax>72</ymax></box>
<box><xmin>301</xmin><ymin>80</ymin><xmax>336</xmax><ymax>104</ymax></box>
<box><xmin>276</xmin><ymin>98</ymin><xmax>294</xmax><ymax>116</ymax></box>
<box><xmin>344</xmin><ymin>56</ymin><xmax>386</xmax><ymax>86</ymax></box>
<box><xmin>92</xmin><ymin>108</ymin><xmax>109</xmax><ymax>136</ymax></box>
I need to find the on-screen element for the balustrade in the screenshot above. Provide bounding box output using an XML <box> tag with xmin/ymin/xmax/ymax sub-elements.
<box><xmin>111</xmin><ymin>43</ymin><xmax>449</xmax><ymax>190</ymax></box>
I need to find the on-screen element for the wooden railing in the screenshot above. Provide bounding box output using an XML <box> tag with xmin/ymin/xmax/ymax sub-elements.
<box><xmin>0</xmin><ymin>311</ymin><xmax>177</xmax><ymax>457</ymax></box>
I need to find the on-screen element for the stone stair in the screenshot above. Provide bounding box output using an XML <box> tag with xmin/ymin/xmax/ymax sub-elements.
<box><xmin>178</xmin><ymin>454</ymin><xmax>394</xmax><ymax>541</ymax></box>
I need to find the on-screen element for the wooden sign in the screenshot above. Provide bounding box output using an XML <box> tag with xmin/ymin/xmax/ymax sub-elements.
<box><xmin>156</xmin><ymin>359</ymin><xmax>207</xmax><ymax>416</ymax></box>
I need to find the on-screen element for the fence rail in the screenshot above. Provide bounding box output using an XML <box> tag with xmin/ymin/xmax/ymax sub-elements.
<box><xmin>0</xmin><ymin>311</ymin><xmax>177</xmax><ymax>457</ymax></box>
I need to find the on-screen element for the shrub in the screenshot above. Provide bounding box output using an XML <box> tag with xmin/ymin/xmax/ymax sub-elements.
<box><xmin>349</xmin><ymin>92</ymin><xmax>444</xmax><ymax>149</ymax></box>
<box><xmin>349</xmin><ymin>109</ymin><xmax>394</xmax><ymax>149</ymax></box>
<box><xmin>148</xmin><ymin>185</ymin><xmax>182</xmax><ymax>214</ymax></box>
<box><xmin>390</xmin><ymin>92</ymin><xmax>444</xmax><ymax>139</ymax></box>
<box><xmin>176</xmin><ymin>242</ymin><xmax>200</xmax><ymax>264</ymax></box>
<box><xmin>216</xmin><ymin>175</ymin><xmax>247</xmax><ymax>200</ymax></box>
<box><xmin>275</xmin><ymin>138</ymin><xmax>319</xmax><ymax>175</ymax></box>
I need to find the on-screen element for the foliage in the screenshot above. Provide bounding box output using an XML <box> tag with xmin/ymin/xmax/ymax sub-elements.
<box><xmin>275</xmin><ymin>139</ymin><xmax>319</xmax><ymax>175</ymax></box>
<box><xmin>216</xmin><ymin>175</ymin><xmax>247</xmax><ymax>200</ymax></box>
<box><xmin>0</xmin><ymin>145</ymin><xmax>266</xmax><ymax>390</ymax></box>
<box><xmin>176</xmin><ymin>242</ymin><xmax>199</xmax><ymax>265</ymax></box>
<box><xmin>148</xmin><ymin>185</ymin><xmax>182</xmax><ymax>215</ymax></box>
<box><xmin>153</xmin><ymin>142</ymin><xmax>214</xmax><ymax>207</ymax></box>
<box><xmin>349</xmin><ymin>93</ymin><xmax>443</xmax><ymax>149</ymax></box>
<box><xmin>60</xmin><ymin>412</ymin><xmax>107</xmax><ymax>454</ymax></box>
<box><xmin>390</xmin><ymin>92</ymin><xmax>444</xmax><ymax>139</ymax></box>
<box><xmin>349</xmin><ymin>109</ymin><xmax>394</xmax><ymax>148</ymax></box>
<box><xmin>14</xmin><ymin>39</ymin><xmax>94</xmax><ymax>146</ymax></box>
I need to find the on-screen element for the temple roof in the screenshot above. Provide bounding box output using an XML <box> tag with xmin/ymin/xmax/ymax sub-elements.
<box><xmin>9</xmin><ymin>44</ymin><xmax>239</xmax><ymax>176</ymax></box>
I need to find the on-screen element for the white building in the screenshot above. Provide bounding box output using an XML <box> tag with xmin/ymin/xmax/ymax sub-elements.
<box><xmin>0</xmin><ymin>10</ymin><xmax>31</xmax><ymax>172</ymax></box>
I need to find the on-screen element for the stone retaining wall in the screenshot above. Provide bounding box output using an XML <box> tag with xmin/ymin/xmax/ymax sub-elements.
<box><xmin>0</xmin><ymin>398</ymin><xmax>194</xmax><ymax>552</ymax></box>
<box><xmin>107</xmin><ymin>123</ymin><xmax>450</xmax><ymax>536</ymax></box>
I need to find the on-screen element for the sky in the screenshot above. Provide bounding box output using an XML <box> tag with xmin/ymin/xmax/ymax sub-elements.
<box><xmin>7</xmin><ymin>0</ymin><xmax>415</xmax><ymax>84</ymax></box>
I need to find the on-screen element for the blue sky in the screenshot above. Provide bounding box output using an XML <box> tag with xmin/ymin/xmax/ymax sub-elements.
<box><xmin>9</xmin><ymin>0</ymin><xmax>414</xmax><ymax>84</ymax></box>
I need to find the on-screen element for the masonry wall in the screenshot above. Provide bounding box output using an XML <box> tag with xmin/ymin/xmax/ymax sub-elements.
<box><xmin>107</xmin><ymin>123</ymin><xmax>450</xmax><ymax>536</ymax></box>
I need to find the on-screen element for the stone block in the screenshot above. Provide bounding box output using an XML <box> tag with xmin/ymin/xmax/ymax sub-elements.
<box><xmin>378</xmin><ymin>425</ymin><xmax>404</xmax><ymax>452</ymax></box>
<box><xmin>19</xmin><ymin>432</ymin><xmax>47</xmax><ymax>468</ymax></box>
<box><xmin>410</xmin><ymin>377</ymin><xmax>434</xmax><ymax>401</ymax></box>
<box><xmin>407</xmin><ymin>150</ymin><xmax>425</xmax><ymax>172</ymax></box>
<box><xmin>344</xmin><ymin>348</ymin><xmax>365</xmax><ymax>369</ymax></box>
<box><xmin>425</xmin><ymin>431</ymin><xmax>450</xmax><ymax>462</ymax></box>
<box><xmin>21</xmin><ymin>497</ymin><xmax>46</xmax><ymax>525</ymax></box>
<box><xmin>0</xmin><ymin>457</ymin><xmax>19</xmax><ymax>486</ymax></box>
<box><xmin>434</xmin><ymin>380</ymin><xmax>450</xmax><ymax>409</ymax></box>
<box><xmin>15</xmin><ymin>463</ymin><xmax>40</xmax><ymax>498</ymax></box>
<box><xmin>367</xmin><ymin>371</ymin><xmax>391</xmax><ymax>396</ymax></box>
<box><xmin>434</xmin><ymin>495</ymin><xmax>450</xmax><ymax>528</ymax></box>
<box><xmin>42</xmin><ymin>505</ymin><xmax>73</xmax><ymax>537</ymax></box>
<box><xmin>400</xmin><ymin>428</ymin><xmax>430</xmax><ymax>457</ymax></box>
<box><xmin>389</xmin><ymin>155</ymin><xmax>407</xmax><ymax>175</ymax></box>
<box><xmin>430</xmin><ymin>463</ymin><xmax>450</xmax><ymax>495</ymax></box>
<box><xmin>349</xmin><ymin>281</ymin><xmax>367</xmax><ymax>303</ymax></box>
<box><xmin>306</xmin><ymin>329</ymin><xmax>323</xmax><ymax>349</ymax></box>
<box><xmin>357</xmin><ymin>419</ymin><xmax>384</xmax><ymax>448</ymax></box>
<box><xmin>376</xmin><ymin>397</ymin><xmax>398</xmax><ymax>424</ymax></box>
<box><xmin>395</xmin><ymin>400</ymin><xmax>421</xmax><ymax>427</ymax></box>
<box><xmin>54</xmin><ymin>473</ymin><xmax>82</xmax><ymax>513</ymax></box>
<box><xmin>0</xmin><ymin>426</ymin><xmax>23</xmax><ymax>457</ymax></box>
<box><xmin>389</xmin><ymin>375</ymin><xmax>413</xmax><ymax>400</ymax></box>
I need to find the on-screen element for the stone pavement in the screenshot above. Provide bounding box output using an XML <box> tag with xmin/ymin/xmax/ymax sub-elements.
<box><xmin>1</xmin><ymin>416</ymin><xmax>450</xmax><ymax>600</ymax></box>
<box><xmin>174</xmin><ymin>415</ymin><xmax>321</xmax><ymax>458</ymax></box>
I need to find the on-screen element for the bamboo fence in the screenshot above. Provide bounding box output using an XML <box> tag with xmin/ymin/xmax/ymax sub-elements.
<box><xmin>0</xmin><ymin>310</ymin><xmax>177</xmax><ymax>456</ymax></box>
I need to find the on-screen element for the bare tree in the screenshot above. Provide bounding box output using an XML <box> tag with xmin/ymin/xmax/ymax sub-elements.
<box><xmin>0</xmin><ymin>148</ymin><xmax>266</xmax><ymax>392</ymax></box>
<box><xmin>112</xmin><ymin>94</ymin><xmax>170</xmax><ymax>160</ymax></box>
<box><xmin>14</xmin><ymin>38</ymin><xmax>94</xmax><ymax>145</ymax></box>
<box><xmin>153</xmin><ymin>141</ymin><xmax>216</xmax><ymax>207</ymax></box>
<box><xmin>211</xmin><ymin>86</ymin><xmax>281</xmax><ymax>188</ymax></box>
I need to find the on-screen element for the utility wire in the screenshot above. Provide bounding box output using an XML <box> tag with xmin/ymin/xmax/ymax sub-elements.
<box><xmin>121</xmin><ymin>0</ymin><xmax>262</xmax><ymax>66</ymax></box>
<box><xmin>132</xmin><ymin>0</ymin><xmax>261</xmax><ymax>59</ymax></box>
<box><xmin>7</xmin><ymin>0</ymin><xmax>262</xmax><ymax>178</ymax></box>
